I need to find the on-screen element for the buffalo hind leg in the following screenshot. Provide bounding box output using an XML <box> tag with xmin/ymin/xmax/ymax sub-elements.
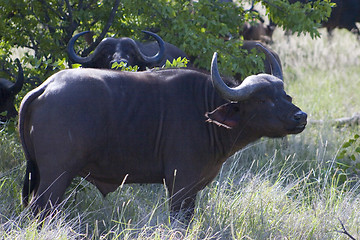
<box><xmin>31</xmin><ymin>170</ymin><xmax>74</xmax><ymax>219</ymax></box>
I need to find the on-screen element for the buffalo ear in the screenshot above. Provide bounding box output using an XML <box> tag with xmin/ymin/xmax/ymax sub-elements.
<box><xmin>205</xmin><ymin>103</ymin><xmax>240</xmax><ymax>129</ymax></box>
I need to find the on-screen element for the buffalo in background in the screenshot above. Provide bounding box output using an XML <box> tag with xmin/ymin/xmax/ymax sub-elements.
<box><xmin>67</xmin><ymin>31</ymin><xmax>188</xmax><ymax>70</ymax></box>
<box><xmin>20</xmin><ymin>44</ymin><xmax>306</xmax><ymax>223</ymax></box>
<box><xmin>0</xmin><ymin>59</ymin><xmax>24</xmax><ymax>122</ymax></box>
<box><xmin>288</xmin><ymin>0</ymin><xmax>360</xmax><ymax>39</ymax></box>
<box><xmin>241</xmin><ymin>20</ymin><xmax>276</xmax><ymax>44</ymax></box>
<box><xmin>220</xmin><ymin>0</ymin><xmax>276</xmax><ymax>44</ymax></box>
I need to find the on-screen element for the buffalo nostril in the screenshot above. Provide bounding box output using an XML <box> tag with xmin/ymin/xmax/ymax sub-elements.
<box><xmin>293</xmin><ymin>111</ymin><xmax>307</xmax><ymax>121</ymax></box>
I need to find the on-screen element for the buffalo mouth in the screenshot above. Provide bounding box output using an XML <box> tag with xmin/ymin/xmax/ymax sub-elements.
<box><xmin>287</xmin><ymin>122</ymin><xmax>307</xmax><ymax>134</ymax></box>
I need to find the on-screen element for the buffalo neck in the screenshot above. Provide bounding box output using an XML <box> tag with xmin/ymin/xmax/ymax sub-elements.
<box><xmin>204</xmin><ymin>82</ymin><xmax>262</xmax><ymax>163</ymax></box>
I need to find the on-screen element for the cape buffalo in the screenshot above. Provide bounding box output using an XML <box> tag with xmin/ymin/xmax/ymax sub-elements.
<box><xmin>241</xmin><ymin>21</ymin><xmax>276</xmax><ymax>44</ymax></box>
<box><xmin>20</xmin><ymin>45</ymin><xmax>306</xmax><ymax>222</ymax></box>
<box><xmin>67</xmin><ymin>31</ymin><xmax>188</xmax><ymax>70</ymax></box>
<box><xmin>0</xmin><ymin>59</ymin><xmax>24</xmax><ymax>122</ymax></box>
<box><xmin>288</xmin><ymin>0</ymin><xmax>360</xmax><ymax>38</ymax></box>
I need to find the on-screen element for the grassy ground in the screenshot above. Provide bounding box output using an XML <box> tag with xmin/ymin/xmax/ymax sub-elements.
<box><xmin>1</xmin><ymin>28</ymin><xmax>360</xmax><ymax>239</ymax></box>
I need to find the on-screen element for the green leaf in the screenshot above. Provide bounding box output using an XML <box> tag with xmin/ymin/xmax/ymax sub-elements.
<box><xmin>71</xmin><ymin>64</ymin><xmax>82</xmax><ymax>69</ymax></box>
<box><xmin>342</xmin><ymin>142</ymin><xmax>351</xmax><ymax>148</ymax></box>
<box><xmin>355</xmin><ymin>147</ymin><xmax>360</xmax><ymax>153</ymax></box>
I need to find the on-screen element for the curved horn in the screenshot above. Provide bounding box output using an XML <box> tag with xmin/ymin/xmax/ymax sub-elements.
<box><xmin>9</xmin><ymin>58</ymin><xmax>24</xmax><ymax>95</ymax></box>
<box><xmin>136</xmin><ymin>31</ymin><xmax>165</xmax><ymax>63</ymax></box>
<box><xmin>255</xmin><ymin>43</ymin><xmax>283</xmax><ymax>80</ymax></box>
<box><xmin>67</xmin><ymin>31</ymin><xmax>96</xmax><ymax>64</ymax></box>
<box><xmin>211</xmin><ymin>52</ymin><xmax>268</xmax><ymax>101</ymax></box>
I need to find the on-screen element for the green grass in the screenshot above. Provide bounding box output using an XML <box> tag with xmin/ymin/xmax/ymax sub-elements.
<box><xmin>1</xmin><ymin>28</ymin><xmax>360</xmax><ymax>239</ymax></box>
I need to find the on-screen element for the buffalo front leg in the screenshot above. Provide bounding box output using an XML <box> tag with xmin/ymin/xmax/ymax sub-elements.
<box><xmin>165</xmin><ymin>169</ymin><xmax>202</xmax><ymax>224</ymax></box>
<box><xmin>169</xmin><ymin>189</ymin><xmax>197</xmax><ymax>223</ymax></box>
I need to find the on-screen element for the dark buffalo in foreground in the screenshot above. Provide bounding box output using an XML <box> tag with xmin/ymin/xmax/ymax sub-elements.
<box><xmin>0</xmin><ymin>59</ymin><xmax>24</xmax><ymax>122</ymax></box>
<box><xmin>67</xmin><ymin>31</ymin><xmax>188</xmax><ymax>70</ymax></box>
<box><xmin>20</xmin><ymin>46</ymin><xmax>307</xmax><ymax>222</ymax></box>
<box><xmin>288</xmin><ymin>0</ymin><xmax>360</xmax><ymax>38</ymax></box>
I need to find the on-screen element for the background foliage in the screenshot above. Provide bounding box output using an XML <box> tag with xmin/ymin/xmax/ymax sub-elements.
<box><xmin>0</xmin><ymin>0</ymin><xmax>333</xmax><ymax>86</ymax></box>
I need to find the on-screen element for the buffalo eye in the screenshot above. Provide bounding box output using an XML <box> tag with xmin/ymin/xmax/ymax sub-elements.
<box><xmin>286</xmin><ymin>95</ymin><xmax>293</xmax><ymax>102</ymax></box>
